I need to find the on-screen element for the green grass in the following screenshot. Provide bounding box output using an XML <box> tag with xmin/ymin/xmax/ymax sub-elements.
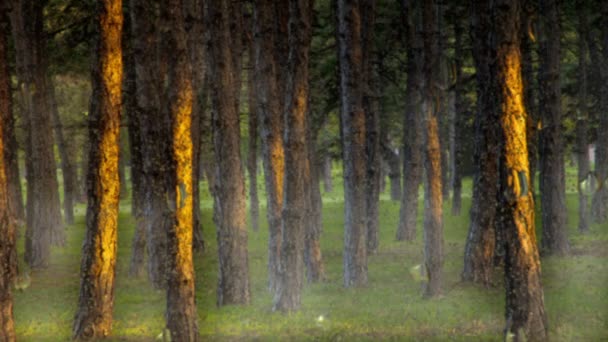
<box><xmin>12</xmin><ymin>168</ymin><xmax>608</xmax><ymax>341</ymax></box>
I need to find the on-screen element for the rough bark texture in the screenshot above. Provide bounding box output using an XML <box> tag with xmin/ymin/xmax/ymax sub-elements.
<box><xmin>576</xmin><ymin>0</ymin><xmax>590</xmax><ymax>233</ymax></box>
<box><xmin>521</xmin><ymin>4</ymin><xmax>537</xmax><ymax>198</ymax></box>
<box><xmin>462</xmin><ymin>0</ymin><xmax>498</xmax><ymax>285</ymax></box>
<box><xmin>272</xmin><ymin>0</ymin><xmax>313</xmax><ymax>312</ymax></box>
<box><xmin>337</xmin><ymin>0</ymin><xmax>368</xmax><ymax>288</ymax></box>
<box><xmin>591</xmin><ymin>1</ymin><xmax>608</xmax><ymax>223</ymax></box>
<box><xmin>450</xmin><ymin>9</ymin><xmax>465</xmax><ymax>217</ymax></box>
<box><xmin>493</xmin><ymin>1</ymin><xmax>548</xmax><ymax>340</ymax></box>
<box><xmin>130</xmin><ymin>0</ymin><xmax>170</xmax><ymax>289</ymax></box>
<box><xmin>0</xmin><ymin>7</ymin><xmax>17</xmax><ymax>339</ymax></box>
<box><xmin>207</xmin><ymin>0</ymin><xmax>251</xmax><ymax>306</ymax></box>
<box><xmin>538</xmin><ymin>0</ymin><xmax>569</xmax><ymax>256</ymax></box>
<box><xmin>247</xmin><ymin>44</ymin><xmax>260</xmax><ymax>233</ymax></box>
<box><xmin>72</xmin><ymin>0</ymin><xmax>123</xmax><ymax>338</ymax></box>
<box><xmin>11</xmin><ymin>0</ymin><xmax>64</xmax><ymax>269</ymax></box>
<box><xmin>164</xmin><ymin>0</ymin><xmax>199</xmax><ymax>338</ymax></box>
<box><xmin>253</xmin><ymin>0</ymin><xmax>285</xmax><ymax>293</ymax></box>
<box><xmin>397</xmin><ymin>0</ymin><xmax>423</xmax><ymax>242</ymax></box>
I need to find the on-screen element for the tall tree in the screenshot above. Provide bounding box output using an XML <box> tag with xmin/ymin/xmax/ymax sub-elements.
<box><xmin>207</xmin><ymin>0</ymin><xmax>251</xmax><ymax>305</ymax></box>
<box><xmin>521</xmin><ymin>3</ymin><xmax>538</xmax><ymax>198</ymax></box>
<box><xmin>273</xmin><ymin>0</ymin><xmax>314</xmax><ymax>312</ymax></box>
<box><xmin>10</xmin><ymin>0</ymin><xmax>64</xmax><ymax>269</ymax></box>
<box><xmin>72</xmin><ymin>0</ymin><xmax>123</xmax><ymax>337</ymax></box>
<box><xmin>253</xmin><ymin>0</ymin><xmax>285</xmax><ymax>293</ymax></box>
<box><xmin>421</xmin><ymin>0</ymin><xmax>444</xmax><ymax>298</ymax></box>
<box><xmin>0</xmin><ymin>5</ymin><xmax>17</xmax><ymax>340</ymax></box>
<box><xmin>576</xmin><ymin>0</ymin><xmax>590</xmax><ymax>233</ymax></box>
<box><xmin>337</xmin><ymin>0</ymin><xmax>368</xmax><ymax>287</ymax></box>
<box><xmin>538</xmin><ymin>0</ymin><xmax>569</xmax><ymax>255</ymax></box>
<box><xmin>462</xmin><ymin>0</ymin><xmax>498</xmax><ymax>285</ymax></box>
<box><xmin>247</xmin><ymin>46</ymin><xmax>260</xmax><ymax>233</ymax></box>
<box><xmin>163</xmin><ymin>0</ymin><xmax>199</xmax><ymax>338</ymax></box>
<box><xmin>493</xmin><ymin>0</ymin><xmax>548</xmax><ymax>339</ymax></box>
<box><xmin>397</xmin><ymin>0</ymin><xmax>423</xmax><ymax>242</ymax></box>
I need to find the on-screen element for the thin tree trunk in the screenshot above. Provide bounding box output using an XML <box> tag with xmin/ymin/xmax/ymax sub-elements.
<box><xmin>305</xmin><ymin>144</ymin><xmax>325</xmax><ymax>282</ymax></box>
<box><xmin>72</xmin><ymin>0</ymin><xmax>123</xmax><ymax>337</ymax></box>
<box><xmin>322</xmin><ymin>156</ymin><xmax>333</xmax><ymax>193</ymax></box>
<box><xmin>576</xmin><ymin>0</ymin><xmax>590</xmax><ymax>233</ymax></box>
<box><xmin>493</xmin><ymin>1</ymin><xmax>548</xmax><ymax>340</ymax></box>
<box><xmin>538</xmin><ymin>0</ymin><xmax>569</xmax><ymax>255</ymax></box>
<box><xmin>521</xmin><ymin>4</ymin><xmax>537</xmax><ymax>198</ymax></box>
<box><xmin>247</xmin><ymin>44</ymin><xmax>260</xmax><ymax>233</ymax></box>
<box><xmin>253</xmin><ymin>0</ymin><xmax>285</xmax><ymax>293</ymax></box>
<box><xmin>164</xmin><ymin>0</ymin><xmax>199</xmax><ymax>338</ymax></box>
<box><xmin>207</xmin><ymin>0</ymin><xmax>251</xmax><ymax>306</ymax></box>
<box><xmin>381</xmin><ymin>138</ymin><xmax>401</xmax><ymax>202</ymax></box>
<box><xmin>397</xmin><ymin>0</ymin><xmax>423</xmax><ymax>242</ymax></box>
<box><xmin>450</xmin><ymin>10</ymin><xmax>465</xmax><ymax>216</ymax></box>
<box><xmin>462</xmin><ymin>0</ymin><xmax>498</xmax><ymax>285</ymax></box>
<box><xmin>337</xmin><ymin>0</ymin><xmax>368</xmax><ymax>288</ymax></box>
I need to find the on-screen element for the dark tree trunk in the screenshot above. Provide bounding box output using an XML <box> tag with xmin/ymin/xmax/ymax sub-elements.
<box><xmin>538</xmin><ymin>0</ymin><xmax>569</xmax><ymax>255</ymax></box>
<box><xmin>253</xmin><ymin>0</ymin><xmax>285</xmax><ymax>293</ymax></box>
<box><xmin>421</xmin><ymin>0</ymin><xmax>443</xmax><ymax>298</ymax></box>
<box><xmin>337</xmin><ymin>0</ymin><xmax>368</xmax><ymax>288</ymax></box>
<box><xmin>273</xmin><ymin>0</ymin><xmax>313</xmax><ymax>312</ymax></box>
<box><xmin>397</xmin><ymin>0</ymin><xmax>423</xmax><ymax>242</ymax></box>
<box><xmin>521</xmin><ymin>4</ymin><xmax>537</xmax><ymax>198</ymax></box>
<box><xmin>381</xmin><ymin>137</ymin><xmax>401</xmax><ymax>202</ymax></box>
<box><xmin>207</xmin><ymin>0</ymin><xmax>251</xmax><ymax>306</ymax></box>
<box><xmin>576</xmin><ymin>0</ymin><xmax>590</xmax><ymax>233</ymax></box>
<box><xmin>462</xmin><ymin>0</ymin><xmax>498</xmax><ymax>285</ymax></box>
<box><xmin>450</xmin><ymin>8</ymin><xmax>465</xmax><ymax>217</ymax></box>
<box><xmin>0</xmin><ymin>7</ymin><xmax>17</xmax><ymax>339</ymax></box>
<box><xmin>493</xmin><ymin>1</ymin><xmax>549</xmax><ymax>340</ymax></box>
<box><xmin>131</xmin><ymin>0</ymin><xmax>171</xmax><ymax>289</ymax></box>
<box><xmin>591</xmin><ymin>1</ymin><xmax>608</xmax><ymax>224</ymax></box>
<box><xmin>72</xmin><ymin>0</ymin><xmax>123</xmax><ymax>338</ymax></box>
<box><xmin>10</xmin><ymin>0</ymin><xmax>64</xmax><ymax>269</ymax></box>
<box><xmin>50</xmin><ymin>83</ymin><xmax>76</xmax><ymax>225</ymax></box>
<box><xmin>305</xmin><ymin>144</ymin><xmax>325</xmax><ymax>283</ymax></box>
<box><xmin>322</xmin><ymin>156</ymin><xmax>333</xmax><ymax>193</ymax></box>
<box><xmin>247</xmin><ymin>44</ymin><xmax>260</xmax><ymax>233</ymax></box>
<box><xmin>164</xmin><ymin>0</ymin><xmax>199</xmax><ymax>338</ymax></box>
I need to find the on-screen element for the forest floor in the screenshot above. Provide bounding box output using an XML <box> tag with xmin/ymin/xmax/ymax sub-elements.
<box><xmin>12</xmin><ymin>169</ymin><xmax>608</xmax><ymax>341</ymax></box>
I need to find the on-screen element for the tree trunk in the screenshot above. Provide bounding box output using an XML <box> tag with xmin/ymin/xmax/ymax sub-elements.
<box><xmin>381</xmin><ymin>138</ymin><xmax>401</xmax><ymax>202</ymax></box>
<box><xmin>247</xmin><ymin>44</ymin><xmax>260</xmax><ymax>233</ymax></box>
<box><xmin>521</xmin><ymin>4</ymin><xmax>537</xmax><ymax>198</ymax></box>
<box><xmin>322</xmin><ymin>156</ymin><xmax>333</xmax><ymax>193</ymax></box>
<box><xmin>305</xmin><ymin>145</ymin><xmax>326</xmax><ymax>283</ymax></box>
<box><xmin>164</xmin><ymin>0</ymin><xmax>199</xmax><ymax>338</ymax></box>
<box><xmin>131</xmin><ymin>0</ymin><xmax>171</xmax><ymax>289</ymax></box>
<box><xmin>493</xmin><ymin>1</ymin><xmax>548</xmax><ymax>340</ymax></box>
<box><xmin>450</xmin><ymin>10</ymin><xmax>465</xmax><ymax>217</ymax></box>
<box><xmin>253</xmin><ymin>0</ymin><xmax>285</xmax><ymax>293</ymax></box>
<box><xmin>72</xmin><ymin>0</ymin><xmax>122</xmax><ymax>338</ymax></box>
<box><xmin>591</xmin><ymin>1</ymin><xmax>608</xmax><ymax>224</ymax></box>
<box><xmin>10</xmin><ymin>0</ymin><xmax>64</xmax><ymax>269</ymax></box>
<box><xmin>397</xmin><ymin>0</ymin><xmax>423</xmax><ymax>242</ymax></box>
<box><xmin>538</xmin><ymin>0</ymin><xmax>569</xmax><ymax>256</ymax></box>
<box><xmin>462</xmin><ymin>0</ymin><xmax>498</xmax><ymax>285</ymax></box>
<box><xmin>576</xmin><ymin>0</ymin><xmax>590</xmax><ymax>233</ymax></box>
<box><xmin>337</xmin><ymin>0</ymin><xmax>368</xmax><ymax>288</ymax></box>
<box><xmin>0</xmin><ymin>7</ymin><xmax>17</xmax><ymax>339</ymax></box>
<box><xmin>207</xmin><ymin>0</ymin><xmax>251</xmax><ymax>306</ymax></box>
<box><xmin>421</xmin><ymin>0</ymin><xmax>443</xmax><ymax>298</ymax></box>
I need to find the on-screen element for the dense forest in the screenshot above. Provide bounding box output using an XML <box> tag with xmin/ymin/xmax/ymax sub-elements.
<box><xmin>0</xmin><ymin>0</ymin><xmax>607</xmax><ymax>341</ymax></box>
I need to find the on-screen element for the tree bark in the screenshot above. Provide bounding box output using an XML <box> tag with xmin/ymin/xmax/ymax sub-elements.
<box><xmin>462</xmin><ymin>0</ymin><xmax>498</xmax><ymax>285</ymax></box>
<box><xmin>253</xmin><ymin>0</ymin><xmax>285</xmax><ymax>293</ymax></box>
<box><xmin>538</xmin><ymin>0</ymin><xmax>569</xmax><ymax>255</ymax></box>
<box><xmin>0</xmin><ymin>7</ymin><xmax>17</xmax><ymax>339</ymax></box>
<box><xmin>381</xmin><ymin>137</ymin><xmax>401</xmax><ymax>202</ymax></box>
<box><xmin>322</xmin><ymin>156</ymin><xmax>333</xmax><ymax>193</ymax></box>
<box><xmin>521</xmin><ymin>4</ymin><xmax>537</xmax><ymax>198</ymax></box>
<box><xmin>207</xmin><ymin>0</ymin><xmax>251</xmax><ymax>306</ymax></box>
<box><xmin>247</xmin><ymin>43</ymin><xmax>260</xmax><ymax>233</ymax></box>
<box><xmin>576</xmin><ymin>0</ymin><xmax>590</xmax><ymax>233</ymax></box>
<box><xmin>337</xmin><ymin>0</ymin><xmax>368</xmax><ymax>288</ymax></box>
<box><xmin>72</xmin><ymin>0</ymin><xmax>123</xmax><ymax>338</ymax></box>
<box><xmin>397</xmin><ymin>0</ymin><xmax>423</xmax><ymax>242</ymax></box>
<box><xmin>450</xmin><ymin>8</ymin><xmax>465</xmax><ymax>217</ymax></box>
<box><xmin>10</xmin><ymin>0</ymin><xmax>64</xmax><ymax>269</ymax></box>
<box><xmin>305</xmin><ymin>143</ymin><xmax>325</xmax><ymax>283</ymax></box>
<box><xmin>163</xmin><ymin>0</ymin><xmax>199</xmax><ymax>338</ymax></box>
<box><xmin>493</xmin><ymin>1</ymin><xmax>548</xmax><ymax>340</ymax></box>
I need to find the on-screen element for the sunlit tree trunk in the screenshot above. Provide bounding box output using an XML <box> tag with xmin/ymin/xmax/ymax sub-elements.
<box><xmin>253</xmin><ymin>0</ymin><xmax>285</xmax><ymax>293</ymax></box>
<box><xmin>72</xmin><ymin>0</ymin><xmax>123</xmax><ymax>338</ymax></box>
<box><xmin>247</xmin><ymin>43</ymin><xmax>260</xmax><ymax>233</ymax></box>
<box><xmin>591</xmin><ymin>1</ymin><xmax>608</xmax><ymax>224</ymax></box>
<box><xmin>207</xmin><ymin>0</ymin><xmax>251</xmax><ymax>305</ymax></box>
<box><xmin>521</xmin><ymin>4</ymin><xmax>537</xmax><ymax>198</ymax></box>
<box><xmin>538</xmin><ymin>0</ymin><xmax>569</xmax><ymax>255</ymax></box>
<box><xmin>10</xmin><ymin>0</ymin><xmax>64</xmax><ymax>269</ymax></box>
<box><xmin>576</xmin><ymin>0</ymin><xmax>590</xmax><ymax>233</ymax></box>
<box><xmin>0</xmin><ymin>7</ymin><xmax>17</xmax><ymax>340</ymax></box>
<box><xmin>163</xmin><ymin>0</ymin><xmax>199</xmax><ymax>338</ymax></box>
<box><xmin>337</xmin><ymin>0</ymin><xmax>368</xmax><ymax>288</ymax></box>
<box><xmin>397</xmin><ymin>0</ymin><xmax>423</xmax><ymax>242</ymax></box>
<box><xmin>493</xmin><ymin>1</ymin><xmax>548</xmax><ymax>340</ymax></box>
<box><xmin>462</xmin><ymin>0</ymin><xmax>498</xmax><ymax>285</ymax></box>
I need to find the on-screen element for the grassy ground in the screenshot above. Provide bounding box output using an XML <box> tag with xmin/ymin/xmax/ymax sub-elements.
<box><xmin>12</xmin><ymin>169</ymin><xmax>608</xmax><ymax>341</ymax></box>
